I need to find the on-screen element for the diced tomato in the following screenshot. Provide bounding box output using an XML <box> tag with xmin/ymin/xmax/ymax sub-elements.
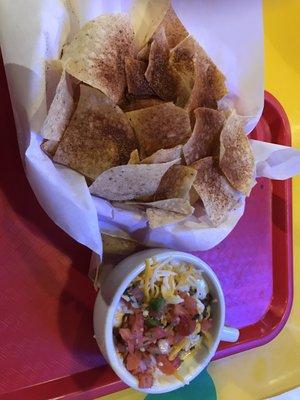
<box><xmin>129</xmin><ymin>310</ymin><xmax>144</xmax><ymax>334</ymax></box>
<box><xmin>138</xmin><ymin>372</ymin><xmax>154</xmax><ymax>389</ymax></box>
<box><xmin>156</xmin><ymin>355</ymin><xmax>179</xmax><ymax>375</ymax></box>
<box><xmin>126</xmin><ymin>351</ymin><xmax>142</xmax><ymax>372</ymax></box>
<box><xmin>126</xmin><ymin>351</ymin><xmax>149</xmax><ymax>374</ymax></box>
<box><xmin>176</xmin><ymin>315</ymin><xmax>196</xmax><ymax>336</ymax></box>
<box><xmin>171</xmin><ymin>356</ymin><xmax>182</xmax><ymax>369</ymax></box>
<box><xmin>119</xmin><ymin>328</ymin><xmax>134</xmax><ymax>353</ymax></box>
<box><xmin>173</xmin><ymin>304</ymin><xmax>189</xmax><ymax>318</ymax></box>
<box><xmin>128</xmin><ymin>310</ymin><xmax>144</xmax><ymax>346</ymax></box>
<box><xmin>179</xmin><ymin>292</ymin><xmax>198</xmax><ymax>316</ymax></box>
<box><xmin>145</xmin><ymin>326</ymin><xmax>167</xmax><ymax>341</ymax></box>
<box><xmin>172</xmin><ymin>304</ymin><xmax>196</xmax><ymax>336</ymax></box>
<box><xmin>119</xmin><ymin>328</ymin><xmax>132</xmax><ymax>341</ymax></box>
<box><xmin>116</xmin><ymin>340</ymin><xmax>127</xmax><ymax>354</ymax></box>
<box><xmin>166</xmin><ymin>333</ymin><xmax>184</xmax><ymax>346</ymax></box>
<box><xmin>168</xmin><ymin>316</ymin><xmax>180</xmax><ymax>328</ymax></box>
<box><xmin>202</xmin><ymin>318</ymin><xmax>213</xmax><ymax>332</ymax></box>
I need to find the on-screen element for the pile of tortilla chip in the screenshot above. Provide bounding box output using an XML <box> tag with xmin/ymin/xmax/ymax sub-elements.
<box><xmin>40</xmin><ymin>2</ymin><xmax>255</xmax><ymax>230</ymax></box>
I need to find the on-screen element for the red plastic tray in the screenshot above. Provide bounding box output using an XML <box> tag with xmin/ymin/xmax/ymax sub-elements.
<box><xmin>0</xmin><ymin>49</ymin><xmax>293</xmax><ymax>400</ymax></box>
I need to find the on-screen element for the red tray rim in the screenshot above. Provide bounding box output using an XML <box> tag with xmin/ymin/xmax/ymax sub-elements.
<box><xmin>214</xmin><ymin>91</ymin><xmax>293</xmax><ymax>360</ymax></box>
<box><xmin>0</xmin><ymin>91</ymin><xmax>293</xmax><ymax>400</ymax></box>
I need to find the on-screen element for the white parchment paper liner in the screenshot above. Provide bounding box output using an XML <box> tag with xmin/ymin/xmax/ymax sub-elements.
<box><xmin>1</xmin><ymin>0</ymin><xmax>299</xmax><ymax>269</ymax></box>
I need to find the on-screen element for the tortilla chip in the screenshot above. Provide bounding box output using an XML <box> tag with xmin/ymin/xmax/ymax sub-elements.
<box><xmin>40</xmin><ymin>71</ymin><xmax>78</xmax><ymax>140</ymax></box>
<box><xmin>157</xmin><ymin>6</ymin><xmax>188</xmax><ymax>49</ymax></box>
<box><xmin>219</xmin><ymin>112</ymin><xmax>255</xmax><ymax>195</ymax></box>
<box><xmin>120</xmin><ymin>98</ymin><xmax>165</xmax><ymax>112</ymax></box>
<box><xmin>146</xmin><ymin>208</ymin><xmax>188</xmax><ymax>229</ymax></box>
<box><xmin>102</xmin><ymin>233</ymin><xmax>141</xmax><ymax>255</ymax></box>
<box><xmin>189</xmin><ymin>186</ymin><xmax>200</xmax><ymax>205</ymax></box>
<box><xmin>206</xmin><ymin>62</ymin><xmax>228</xmax><ymax>102</ymax></box>
<box><xmin>125</xmin><ymin>57</ymin><xmax>154</xmax><ymax>98</ymax></box>
<box><xmin>126</xmin><ymin>102</ymin><xmax>191</xmax><ymax>156</ymax></box>
<box><xmin>141</xmin><ymin>145</ymin><xmax>182</xmax><ymax>164</ymax></box>
<box><xmin>155</xmin><ymin>165</ymin><xmax>197</xmax><ymax>200</ymax></box>
<box><xmin>126</xmin><ymin>198</ymin><xmax>194</xmax><ymax>215</ymax></box>
<box><xmin>41</xmin><ymin>140</ymin><xmax>59</xmax><ymax>157</ymax></box>
<box><xmin>89</xmin><ymin>159</ymin><xmax>178</xmax><ymax>201</ymax></box>
<box><xmin>185</xmin><ymin>44</ymin><xmax>227</xmax><ymax>123</ymax></box>
<box><xmin>62</xmin><ymin>14</ymin><xmax>135</xmax><ymax>104</ymax></box>
<box><xmin>130</xmin><ymin>0</ymin><xmax>171</xmax><ymax>49</ymax></box>
<box><xmin>192</xmin><ymin>157</ymin><xmax>241</xmax><ymax>226</ymax></box>
<box><xmin>45</xmin><ymin>59</ymin><xmax>63</xmax><ymax>110</ymax></box>
<box><xmin>53</xmin><ymin>85</ymin><xmax>136</xmax><ymax>180</ymax></box>
<box><xmin>137</xmin><ymin>43</ymin><xmax>151</xmax><ymax>61</ymax></box>
<box><xmin>134</xmin><ymin>4</ymin><xmax>187</xmax><ymax>62</ymax></box>
<box><xmin>100</xmin><ymin>234</ymin><xmax>146</xmax><ymax>281</ymax></box>
<box><xmin>183</xmin><ymin>107</ymin><xmax>225</xmax><ymax>165</ymax></box>
<box><xmin>128</xmin><ymin>149</ymin><xmax>140</xmax><ymax>164</ymax></box>
<box><xmin>169</xmin><ymin>36</ymin><xmax>196</xmax><ymax>107</ymax></box>
<box><xmin>145</xmin><ymin>27</ymin><xmax>177</xmax><ymax>101</ymax></box>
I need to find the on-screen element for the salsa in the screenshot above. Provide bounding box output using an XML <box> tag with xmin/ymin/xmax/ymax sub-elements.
<box><xmin>113</xmin><ymin>257</ymin><xmax>213</xmax><ymax>388</ymax></box>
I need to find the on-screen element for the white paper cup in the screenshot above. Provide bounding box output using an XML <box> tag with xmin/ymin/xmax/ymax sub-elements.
<box><xmin>93</xmin><ymin>249</ymin><xmax>239</xmax><ymax>394</ymax></box>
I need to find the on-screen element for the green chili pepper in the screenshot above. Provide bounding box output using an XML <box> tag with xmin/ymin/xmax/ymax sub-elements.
<box><xmin>148</xmin><ymin>297</ymin><xmax>166</xmax><ymax>312</ymax></box>
<box><xmin>145</xmin><ymin>317</ymin><xmax>160</xmax><ymax>327</ymax></box>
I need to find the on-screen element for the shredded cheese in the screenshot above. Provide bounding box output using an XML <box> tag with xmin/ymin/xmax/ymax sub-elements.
<box><xmin>195</xmin><ymin>322</ymin><xmax>201</xmax><ymax>334</ymax></box>
<box><xmin>143</xmin><ymin>258</ymin><xmax>152</xmax><ymax>301</ymax></box>
<box><xmin>169</xmin><ymin>338</ymin><xmax>189</xmax><ymax>361</ymax></box>
<box><xmin>173</xmin><ymin>371</ymin><xmax>185</xmax><ymax>383</ymax></box>
<box><xmin>180</xmin><ymin>349</ymin><xmax>192</xmax><ymax>361</ymax></box>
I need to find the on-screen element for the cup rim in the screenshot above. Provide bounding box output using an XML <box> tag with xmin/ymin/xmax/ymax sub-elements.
<box><xmin>96</xmin><ymin>249</ymin><xmax>226</xmax><ymax>394</ymax></box>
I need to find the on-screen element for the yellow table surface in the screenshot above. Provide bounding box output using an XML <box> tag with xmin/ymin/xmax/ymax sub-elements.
<box><xmin>99</xmin><ymin>1</ymin><xmax>300</xmax><ymax>399</ymax></box>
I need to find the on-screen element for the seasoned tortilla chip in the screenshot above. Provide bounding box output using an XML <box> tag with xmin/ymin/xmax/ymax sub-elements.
<box><xmin>141</xmin><ymin>145</ymin><xmax>182</xmax><ymax>164</ymax></box>
<box><xmin>40</xmin><ymin>71</ymin><xmax>78</xmax><ymax>140</ymax></box>
<box><xmin>135</xmin><ymin>5</ymin><xmax>187</xmax><ymax>62</ymax></box>
<box><xmin>53</xmin><ymin>85</ymin><xmax>136</xmax><ymax>180</ymax></box>
<box><xmin>145</xmin><ymin>27</ymin><xmax>176</xmax><ymax>101</ymax></box>
<box><xmin>183</xmin><ymin>107</ymin><xmax>225</xmax><ymax>165</ymax></box>
<box><xmin>120</xmin><ymin>98</ymin><xmax>164</xmax><ymax>112</ymax></box>
<box><xmin>137</xmin><ymin>43</ymin><xmax>151</xmax><ymax>61</ymax></box>
<box><xmin>146</xmin><ymin>208</ymin><xmax>188</xmax><ymax>229</ymax></box>
<box><xmin>192</xmin><ymin>157</ymin><xmax>241</xmax><ymax>226</ymax></box>
<box><xmin>41</xmin><ymin>140</ymin><xmax>59</xmax><ymax>157</ymax></box>
<box><xmin>45</xmin><ymin>59</ymin><xmax>63</xmax><ymax>110</ymax></box>
<box><xmin>131</xmin><ymin>0</ymin><xmax>171</xmax><ymax>49</ymax></box>
<box><xmin>189</xmin><ymin>186</ymin><xmax>200</xmax><ymax>205</ymax></box>
<box><xmin>102</xmin><ymin>234</ymin><xmax>141</xmax><ymax>255</ymax></box>
<box><xmin>169</xmin><ymin>36</ymin><xmax>196</xmax><ymax>107</ymax></box>
<box><xmin>62</xmin><ymin>14</ymin><xmax>135</xmax><ymax>104</ymax></box>
<box><xmin>185</xmin><ymin>44</ymin><xmax>227</xmax><ymax>123</ymax></box>
<box><xmin>219</xmin><ymin>112</ymin><xmax>255</xmax><ymax>195</ymax></box>
<box><xmin>157</xmin><ymin>6</ymin><xmax>189</xmax><ymax>49</ymax></box>
<box><xmin>100</xmin><ymin>234</ymin><xmax>146</xmax><ymax>279</ymax></box>
<box><xmin>125</xmin><ymin>57</ymin><xmax>154</xmax><ymax>98</ymax></box>
<box><xmin>126</xmin><ymin>102</ymin><xmax>191</xmax><ymax>156</ymax></box>
<box><xmin>155</xmin><ymin>165</ymin><xmax>197</xmax><ymax>201</ymax></box>
<box><xmin>128</xmin><ymin>149</ymin><xmax>140</xmax><ymax>164</ymax></box>
<box><xmin>89</xmin><ymin>159</ymin><xmax>178</xmax><ymax>201</ymax></box>
<box><xmin>126</xmin><ymin>198</ymin><xmax>194</xmax><ymax>215</ymax></box>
